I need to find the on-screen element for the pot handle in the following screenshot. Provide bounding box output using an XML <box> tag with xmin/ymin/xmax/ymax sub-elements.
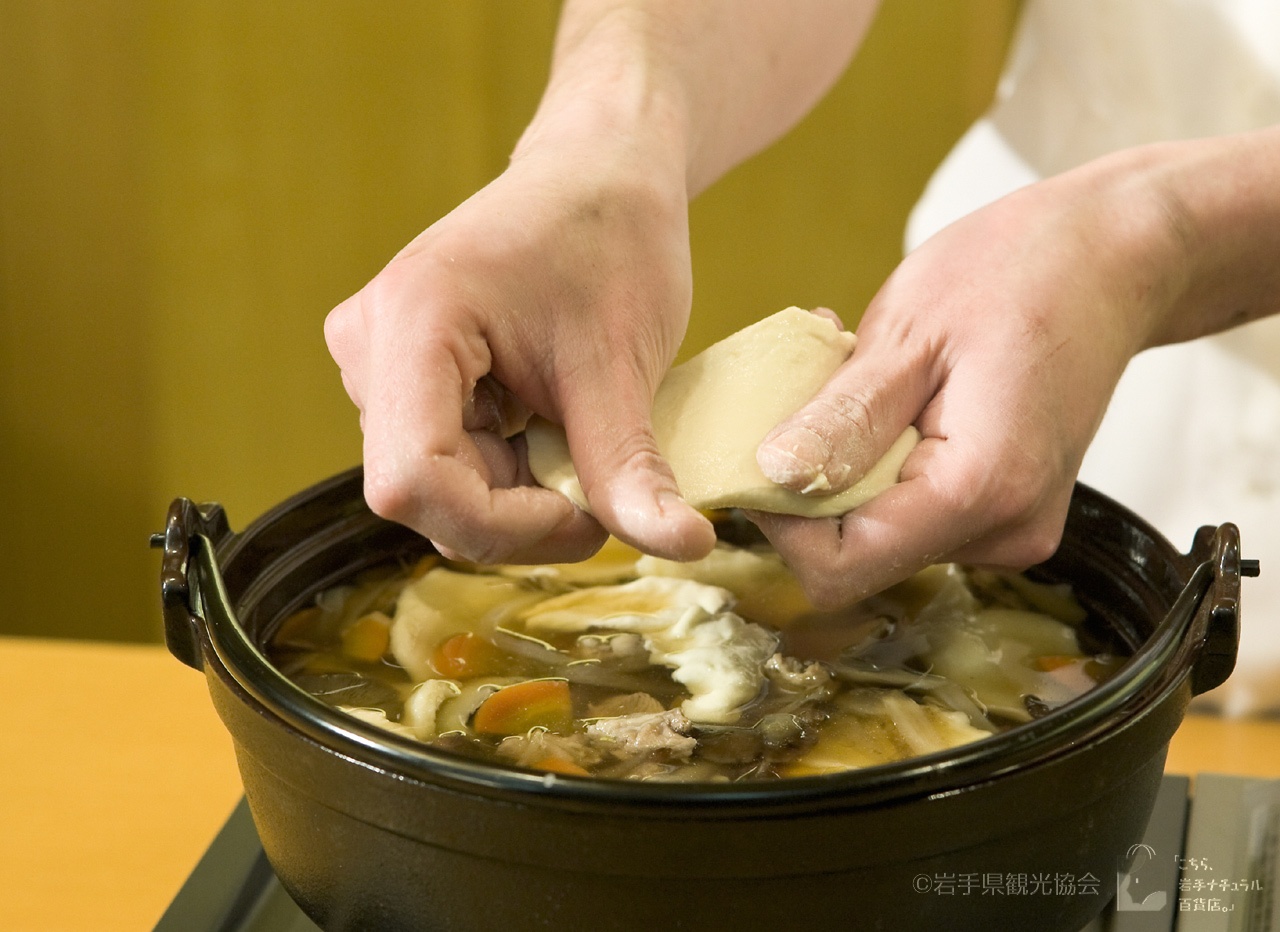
<box><xmin>1183</xmin><ymin>522</ymin><xmax>1260</xmax><ymax>695</ymax></box>
<box><xmin>150</xmin><ymin>497</ymin><xmax>233</xmax><ymax>671</ymax></box>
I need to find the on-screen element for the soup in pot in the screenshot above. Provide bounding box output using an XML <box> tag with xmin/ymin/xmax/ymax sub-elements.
<box><xmin>267</xmin><ymin>533</ymin><xmax>1125</xmax><ymax>782</ymax></box>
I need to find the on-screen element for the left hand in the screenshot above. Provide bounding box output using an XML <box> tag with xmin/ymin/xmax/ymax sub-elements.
<box><xmin>751</xmin><ymin>156</ymin><xmax>1180</xmax><ymax>606</ymax></box>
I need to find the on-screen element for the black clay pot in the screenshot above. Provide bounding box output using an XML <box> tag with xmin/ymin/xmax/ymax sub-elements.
<box><xmin>153</xmin><ymin>468</ymin><xmax>1254</xmax><ymax>932</ymax></box>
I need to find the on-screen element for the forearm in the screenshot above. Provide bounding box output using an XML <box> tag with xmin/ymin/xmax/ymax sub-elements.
<box><xmin>1135</xmin><ymin>125</ymin><xmax>1280</xmax><ymax>347</ymax></box>
<box><xmin>1006</xmin><ymin>124</ymin><xmax>1280</xmax><ymax>365</ymax></box>
<box><xmin>517</xmin><ymin>0</ymin><xmax>880</xmax><ymax>196</ymax></box>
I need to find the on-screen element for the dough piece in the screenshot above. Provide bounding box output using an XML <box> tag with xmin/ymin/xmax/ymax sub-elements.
<box><xmin>526</xmin><ymin>307</ymin><xmax>920</xmax><ymax>518</ymax></box>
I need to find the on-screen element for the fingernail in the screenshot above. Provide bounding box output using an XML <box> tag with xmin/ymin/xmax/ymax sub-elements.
<box><xmin>609</xmin><ymin>483</ymin><xmax>693</xmax><ymax>525</ymax></box>
<box><xmin>757</xmin><ymin>427</ymin><xmax>830</xmax><ymax>491</ymax></box>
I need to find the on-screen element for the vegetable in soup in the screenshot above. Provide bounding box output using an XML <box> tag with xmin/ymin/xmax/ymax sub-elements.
<box><xmin>268</xmin><ymin>535</ymin><xmax>1125</xmax><ymax>781</ymax></box>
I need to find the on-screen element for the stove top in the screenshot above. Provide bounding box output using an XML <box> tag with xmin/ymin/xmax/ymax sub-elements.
<box><xmin>154</xmin><ymin>773</ymin><xmax>1277</xmax><ymax>932</ymax></box>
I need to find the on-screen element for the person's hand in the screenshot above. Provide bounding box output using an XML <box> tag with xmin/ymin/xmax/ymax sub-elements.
<box><xmin>751</xmin><ymin>153</ymin><xmax>1185</xmax><ymax>606</ymax></box>
<box><xmin>325</xmin><ymin>130</ymin><xmax>716</xmax><ymax>565</ymax></box>
<box><xmin>325</xmin><ymin>0</ymin><xmax>881</xmax><ymax>567</ymax></box>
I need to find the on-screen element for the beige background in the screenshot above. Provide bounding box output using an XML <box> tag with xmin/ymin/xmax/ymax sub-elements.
<box><xmin>0</xmin><ymin>0</ymin><xmax>1018</xmax><ymax>642</ymax></box>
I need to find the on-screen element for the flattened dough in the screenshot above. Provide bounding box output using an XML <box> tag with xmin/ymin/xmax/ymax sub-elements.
<box><xmin>526</xmin><ymin>307</ymin><xmax>920</xmax><ymax>518</ymax></box>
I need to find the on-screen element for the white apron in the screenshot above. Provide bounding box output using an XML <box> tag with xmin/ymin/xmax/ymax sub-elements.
<box><xmin>905</xmin><ymin>0</ymin><xmax>1280</xmax><ymax>715</ymax></box>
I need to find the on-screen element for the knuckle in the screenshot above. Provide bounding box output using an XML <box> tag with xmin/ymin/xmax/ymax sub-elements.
<box><xmin>793</xmin><ymin>389</ymin><xmax>884</xmax><ymax>487</ymax></box>
<box><xmin>823</xmin><ymin>390</ymin><xmax>877</xmax><ymax>439</ymax></box>
<box><xmin>1016</xmin><ymin>523</ymin><xmax>1065</xmax><ymax>566</ymax></box>
<box><xmin>362</xmin><ymin>259</ymin><xmax>417</xmax><ymax>311</ymax></box>
<box><xmin>954</xmin><ymin>479</ymin><xmax>1069</xmax><ymax>569</ymax></box>
<box><xmin>362</xmin><ymin>460</ymin><xmax>422</xmax><ymax>525</ymax></box>
<box><xmin>364</xmin><ymin>455</ymin><xmax>543</xmax><ymax>567</ymax></box>
<box><xmin>789</xmin><ymin>390</ymin><xmax>876</xmax><ymax>457</ymax></box>
<box><xmin>964</xmin><ymin>521</ymin><xmax>1065</xmax><ymax>571</ymax></box>
<box><xmin>323</xmin><ymin>300</ymin><xmax>355</xmax><ymax>359</ymax></box>
<box><xmin>1004</xmin><ymin>491</ymin><xmax>1072</xmax><ymax>566</ymax></box>
<box><xmin>579</xmin><ymin>430</ymin><xmax>671</xmax><ymax>497</ymax></box>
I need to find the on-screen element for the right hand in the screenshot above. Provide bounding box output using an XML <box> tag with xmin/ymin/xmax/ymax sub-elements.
<box><xmin>325</xmin><ymin>132</ymin><xmax>716</xmax><ymax>565</ymax></box>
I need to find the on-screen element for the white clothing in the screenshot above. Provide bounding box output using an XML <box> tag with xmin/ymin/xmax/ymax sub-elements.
<box><xmin>905</xmin><ymin>0</ymin><xmax>1280</xmax><ymax>715</ymax></box>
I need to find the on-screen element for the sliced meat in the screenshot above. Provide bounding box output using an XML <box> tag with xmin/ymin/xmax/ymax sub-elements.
<box><xmin>587</xmin><ymin>692</ymin><xmax>665</xmax><ymax>718</ymax></box>
<box><xmin>586</xmin><ymin>709</ymin><xmax>698</xmax><ymax>760</ymax></box>
<box><xmin>495</xmin><ymin>730</ymin><xmax>604</xmax><ymax>770</ymax></box>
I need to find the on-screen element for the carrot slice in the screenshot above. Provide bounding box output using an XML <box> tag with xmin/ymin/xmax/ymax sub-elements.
<box><xmin>472</xmin><ymin>679</ymin><xmax>572</xmax><ymax>736</ymax></box>
<box><xmin>340</xmin><ymin>612</ymin><xmax>392</xmax><ymax>662</ymax></box>
<box><xmin>530</xmin><ymin>756</ymin><xmax>591</xmax><ymax>777</ymax></box>
<box><xmin>272</xmin><ymin>606</ymin><xmax>323</xmax><ymax>648</ymax></box>
<box><xmin>1033</xmin><ymin>654</ymin><xmax>1082</xmax><ymax>672</ymax></box>
<box><xmin>432</xmin><ymin>632</ymin><xmax>509</xmax><ymax>679</ymax></box>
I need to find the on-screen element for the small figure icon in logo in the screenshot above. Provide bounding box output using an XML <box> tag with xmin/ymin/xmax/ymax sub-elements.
<box><xmin>1116</xmin><ymin>843</ymin><xmax>1168</xmax><ymax>912</ymax></box>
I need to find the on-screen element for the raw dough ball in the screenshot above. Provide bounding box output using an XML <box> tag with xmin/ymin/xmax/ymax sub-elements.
<box><xmin>526</xmin><ymin>307</ymin><xmax>919</xmax><ymax>518</ymax></box>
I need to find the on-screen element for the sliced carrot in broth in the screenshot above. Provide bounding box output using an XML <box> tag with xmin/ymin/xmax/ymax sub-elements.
<box><xmin>472</xmin><ymin>679</ymin><xmax>572</xmax><ymax>736</ymax></box>
<box><xmin>432</xmin><ymin>632</ymin><xmax>510</xmax><ymax>679</ymax></box>
<box><xmin>1033</xmin><ymin>654</ymin><xmax>1083</xmax><ymax>672</ymax></box>
<box><xmin>273</xmin><ymin>606</ymin><xmax>324</xmax><ymax>648</ymax></box>
<box><xmin>530</xmin><ymin>756</ymin><xmax>591</xmax><ymax>776</ymax></box>
<box><xmin>340</xmin><ymin>612</ymin><xmax>392</xmax><ymax>662</ymax></box>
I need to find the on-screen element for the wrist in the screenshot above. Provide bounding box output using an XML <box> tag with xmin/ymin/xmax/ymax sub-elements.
<box><xmin>1014</xmin><ymin>146</ymin><xmax>1191</xmax><ymax>361</ymax></box>
<box><xmin>519</xmin><ymin>0</ymin><xmax>874</xmax><ymax>198</ymax></box>
<box><xmin>1073</xmin><ymin>129</ymin><xmax>1280</xmax><ymax>351</ymax></box>
<box><xmin>512</xmin><ymin>4</ymin><xmax>692</xmax><ymax>196</ymax></box>
<box><xmin>1142</xmin><ymin>127</ymin><xmax>1280</xmax><ymax>345</ymax></box>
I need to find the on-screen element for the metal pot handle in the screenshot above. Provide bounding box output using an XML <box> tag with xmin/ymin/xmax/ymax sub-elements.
<box><xmin>1182</xmin><ymin>522</ymin><xmax>1259</xmax><ymax>695</ymax></box>
<box><xmin>150</xmin><ymin>497</ymin><xmax>233</xmax><ymax>671</ymax></box>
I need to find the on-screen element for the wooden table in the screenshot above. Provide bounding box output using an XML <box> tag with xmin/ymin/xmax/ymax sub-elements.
<box><xmin>1</xmin><ymin>637</ymin><xmax>242</xmax><ymax>932</ymax></box>
<box><xmin>3</xmin><ymin>636</ymin><xmax>1278</xmax><ymax>932</ymax></box>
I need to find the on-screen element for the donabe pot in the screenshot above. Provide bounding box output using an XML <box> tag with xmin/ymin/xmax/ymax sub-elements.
<box><xmin>155</xmin><ymin>468</ymin><xmax>1251</xmax><ymax>932</ymax></box>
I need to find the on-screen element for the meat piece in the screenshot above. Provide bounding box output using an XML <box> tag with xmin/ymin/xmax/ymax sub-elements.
<box><xmin>587</xmin><ymin>709</ymin><xmax>698</xmax><ymax>760</ymax></box>
<box><xmin>495</xmin><ymin>730</ymin><xmax>604</xmax><ymax>771</ymax></box>
<box><xmin>588</xmin><ymin>692</ymin><xmax>665</xmax><ymax>718</ymax></box>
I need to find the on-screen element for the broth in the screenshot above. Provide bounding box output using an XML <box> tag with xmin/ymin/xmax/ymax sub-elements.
<box><xmin>267</xmin><ymin>536</ymin><xmax>1126</xmax><ymax>782</ymax></box>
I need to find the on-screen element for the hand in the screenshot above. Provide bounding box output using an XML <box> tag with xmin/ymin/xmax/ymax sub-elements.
<box><xmin>324</xmin><ymin>0</ymin><xmax>885</xmax><ymax>567</ymax></box>
<box><xmin>751</xmin><ymin>156</ymin><xmax>1182</xmax><ymax>606</ymax></box>
<box><xmin>325</xmin><ymin>134</ymin><xmax>715</xmax><ymax>565</ymax></box>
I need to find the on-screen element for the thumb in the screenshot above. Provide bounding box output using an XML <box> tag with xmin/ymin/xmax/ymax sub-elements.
<box><xmin>756</xmin><ymin>344</ymin><xmax>932</xmax><ymax>495</ymax></box>
<box><xmin>558</xmin><ymin>374</ymin><xmax>716</xmax><ymax>562</ymax></box>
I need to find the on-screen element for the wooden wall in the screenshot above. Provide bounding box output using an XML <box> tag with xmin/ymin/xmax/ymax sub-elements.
<box><xmin>0</xmin><ymin>0</ymin><xmax>1017</xmax><ymax>641</ymax></box>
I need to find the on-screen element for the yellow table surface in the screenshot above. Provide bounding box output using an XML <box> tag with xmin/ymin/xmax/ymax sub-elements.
<box><xmin>2</xmin><ymin>636</ymin><xmax>1278</xmax><ymax>932</ymax></box>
